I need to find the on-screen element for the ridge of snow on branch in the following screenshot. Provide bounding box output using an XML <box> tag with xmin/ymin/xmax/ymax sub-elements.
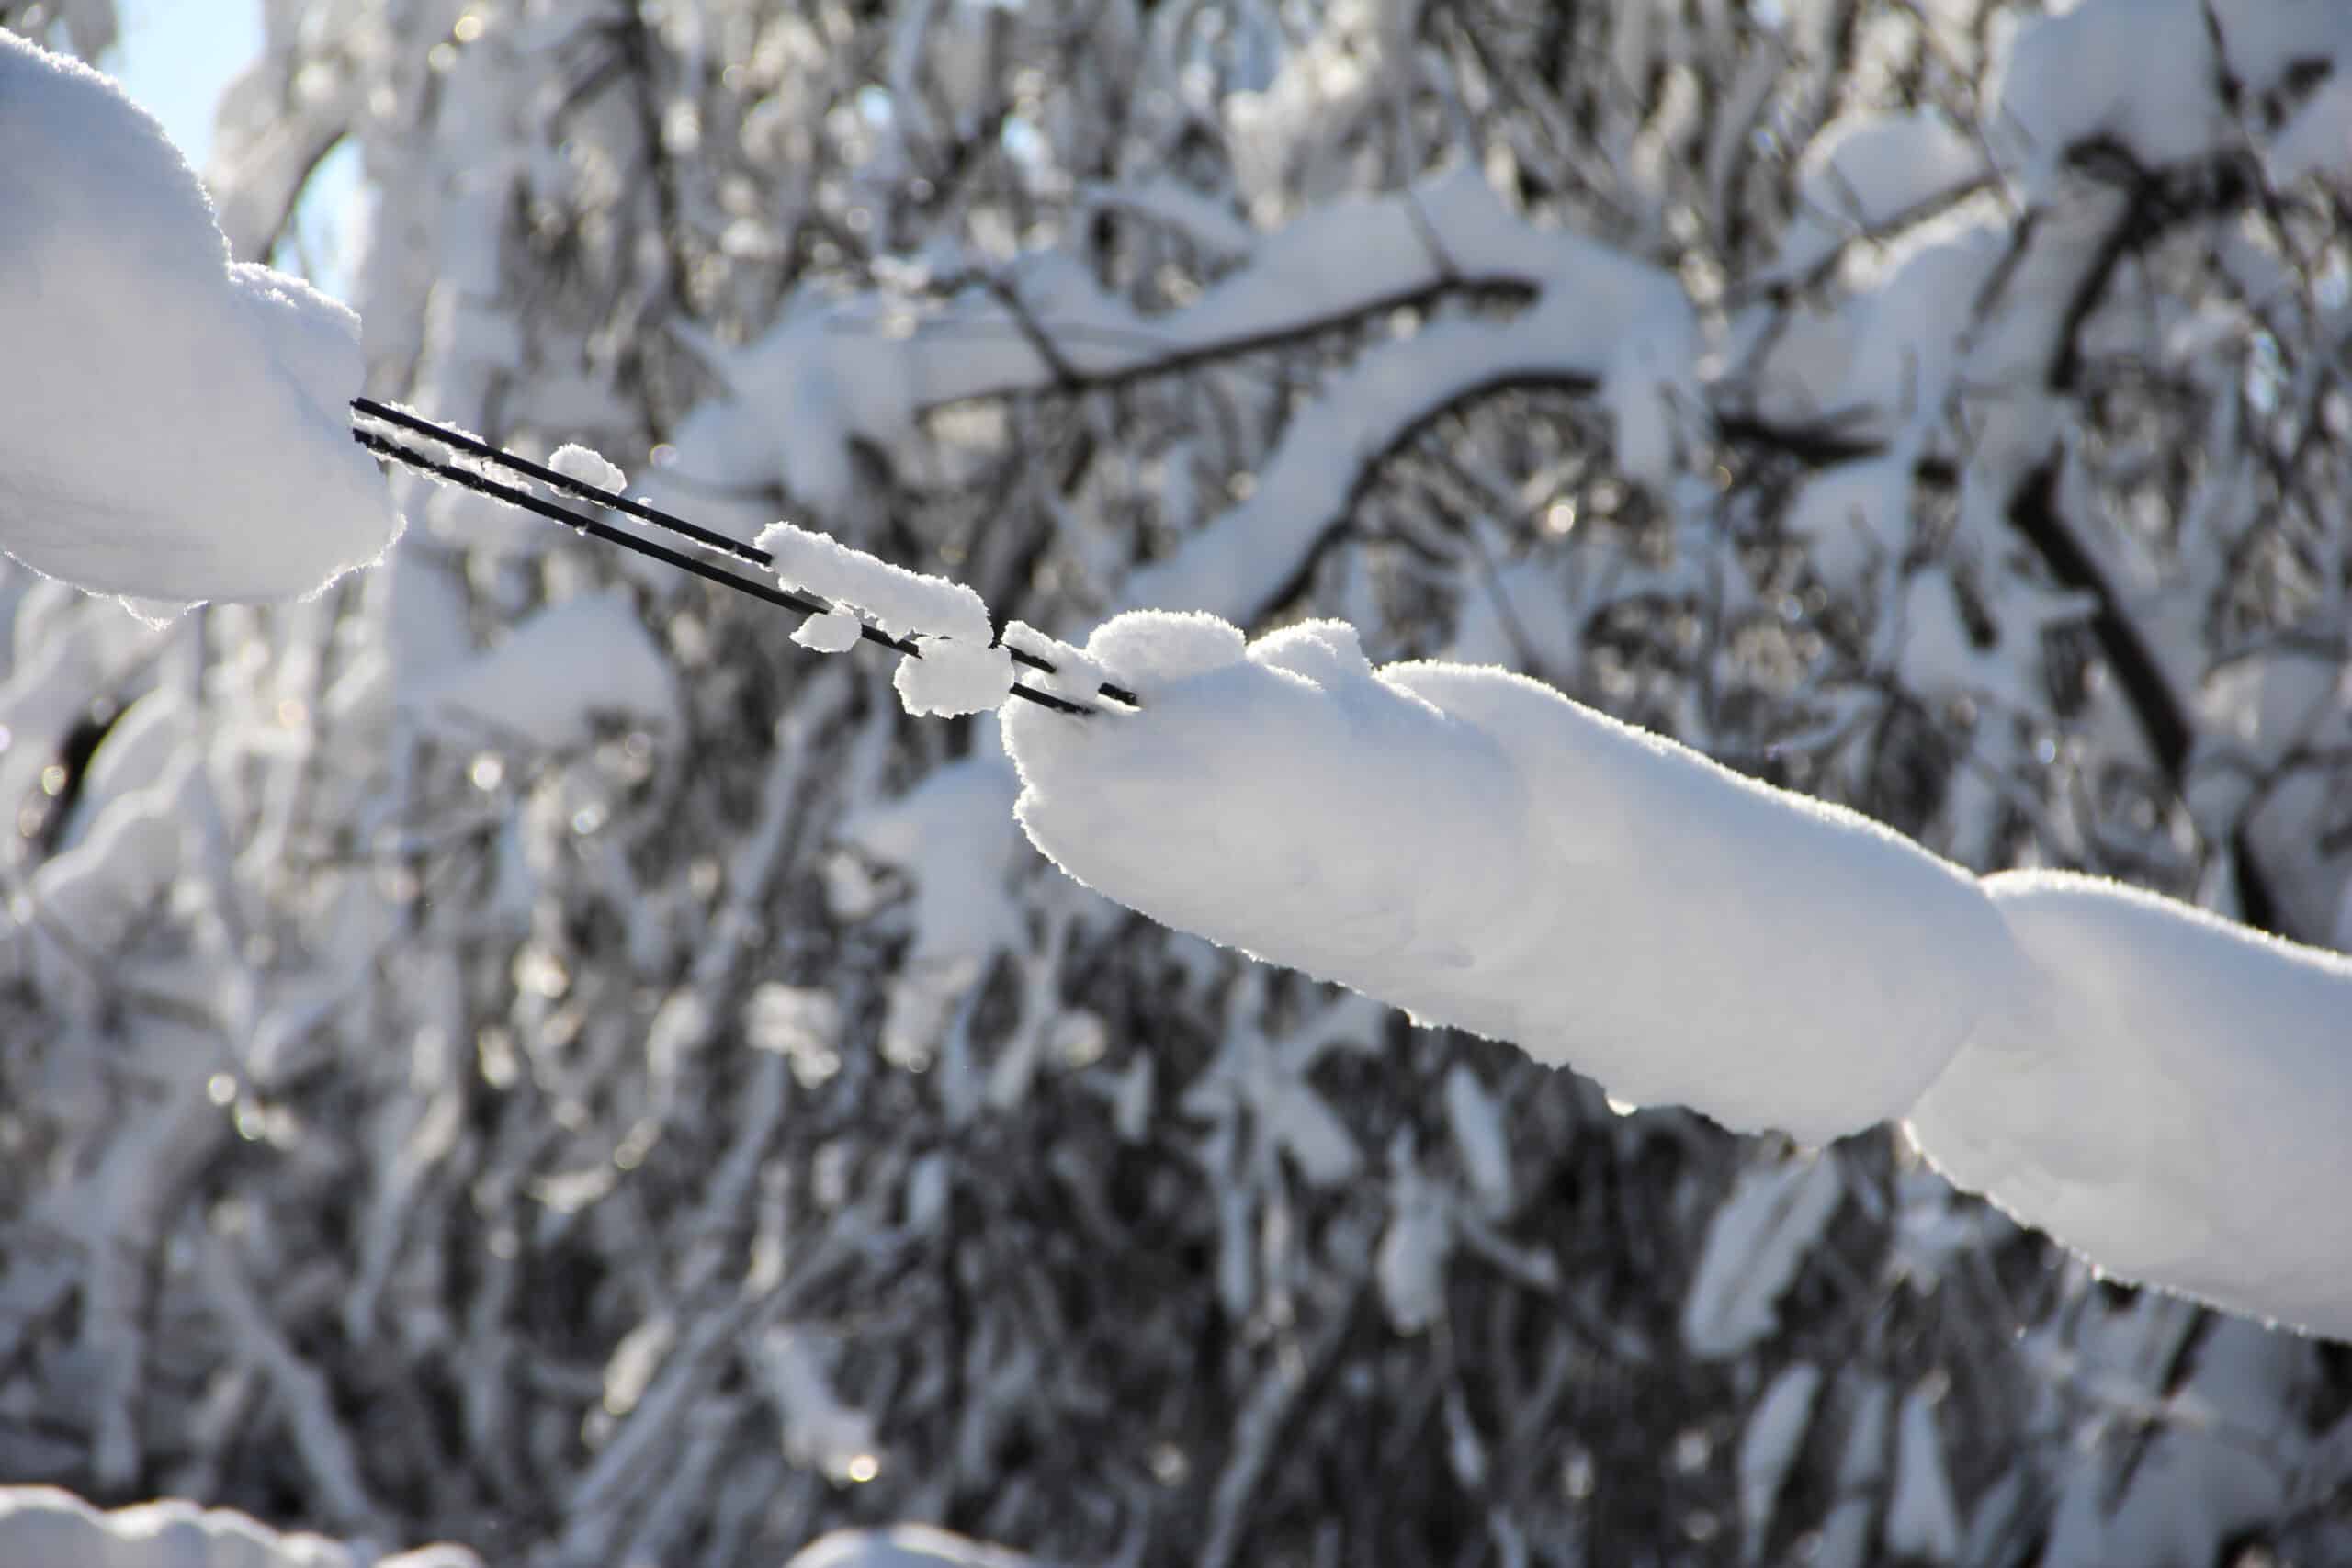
<box><xmin>1003</xmin><ymin>611</ymin><xmax>2352</xmax><ymax>1337</ymax></box>
<box><xmin>1006</xmin><ymin>611</ymin><xmax>2014</xmax><ymax>1145</ymax></box>
<box><xmin>755</xmin><ymin>520</ymin><xmax>994</xmax><ymax>644</ymax></box>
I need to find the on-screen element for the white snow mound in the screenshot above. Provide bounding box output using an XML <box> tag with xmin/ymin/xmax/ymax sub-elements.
<box><xmin>1905</xmin><ymin>870</ymin><xmax>2352</xmax><ymax>1339</ymax></box>
<box><xmin>1009</xmin><ymin>615</ymin><xmax>2352</xmax><ymax>1332</ymax></box>
<box><xmin>0</xmin><ymin>31</ymin><xmax>400</xmax><ymax>607</ymax></box>
<box><xmin>1003</xmin><ymin>611</ymin><xmax>2021</xmax><ymax>1145</ymax></box>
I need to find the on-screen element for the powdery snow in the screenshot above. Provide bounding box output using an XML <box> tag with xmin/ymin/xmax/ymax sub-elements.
<box><xmin>756</xmin><ymin>520</ymin><xmax>992</xmax><ymax>643</ymax></box>
<box><xmin>548</xmin><ymin>441</ymin><xmax>627</xmax><ymax>495</ymax></box>
<box><xmin>1002</xmin><ymin>611</ymin><xmax>2017</xmax><ymax>1145</ymax></box>
<box><xmin>892</xmin><ymin>636</ymin><xmax>1014</xmax><ymax>717</ymax></box>
<box><xmin>0</xmin><ymin>31</ymin><xmax>399</xmax><ymax>607</ymax></box>
<box><xmin>1904</xmin><ymin>870</ymin><xmax>2352</xmax><ymax>1339</ymax></box>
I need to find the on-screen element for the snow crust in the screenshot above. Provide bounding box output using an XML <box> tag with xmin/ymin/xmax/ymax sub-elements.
<box><xmin>756</xmin><ymin>520</ymin><xmax>992</xmax><ymax>642</ymax></box>
<box><xmin>1905</xmin><ymin>870</ymin><xmax>2352</xmax><ymax>1338</ymax></box>
<box><xmin>1003</xmin><ymin>612</ymin><xmax>2016</xmax><ymax>1145</ymax></box>
<box><xmin>0</xmin><ymin>30</ymin><xmax>399</xmax><ymax>608</ymax></box>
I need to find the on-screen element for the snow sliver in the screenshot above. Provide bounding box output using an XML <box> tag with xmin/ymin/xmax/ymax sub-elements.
<box><xmin>1904</xmin><ymin>870</ymin><xmax>2352</xmax><ymax>1339</ymax></box>
<box><xmin>0</xmin><ymin>31</ymin><xmax>400</xmax><ymax>607</ymax></box>
<box><xmin>1003</xmin><ymin>611</ymin><xmax>2021</xmax><ymax>1145</ymax></box>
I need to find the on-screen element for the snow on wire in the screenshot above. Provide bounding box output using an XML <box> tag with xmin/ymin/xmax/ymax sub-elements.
<box><xmin>352</xmin><ymin>403</ymin><xmax>2352</xmax><ymax>1343</ymax></box>
<box><xmin>347</xmin><ymin>398</ymin><xmax>1140</xmax><ymax>718</ymax></box>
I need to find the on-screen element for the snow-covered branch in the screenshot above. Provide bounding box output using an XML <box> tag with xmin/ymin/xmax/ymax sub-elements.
<box><xmin>1004</xmin><ymin>610</ymin><xmax>2352</xmax><ymax>1337</ymax></box>
<box><xmin>9</xmin><ymin>0</ymin><xmax>2352</xmax><ymax>1564</ymax></box>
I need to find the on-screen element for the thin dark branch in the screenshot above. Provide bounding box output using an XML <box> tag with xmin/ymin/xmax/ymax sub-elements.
<box><xmin>352</xmin><ymin>400</ymin><xmax>1139</xmax><ymax>707</ymax></box>
<box><xmin>351</xmin><ymin>427</ymin><xmax>1098</xmax><ymax>718</ymax></box>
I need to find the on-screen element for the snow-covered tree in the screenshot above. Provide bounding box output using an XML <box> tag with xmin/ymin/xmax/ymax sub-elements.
<box><xmin>5</xmin><ymin>1</ymin><xmax>2350</xmax><ymax>1565</ymax></box>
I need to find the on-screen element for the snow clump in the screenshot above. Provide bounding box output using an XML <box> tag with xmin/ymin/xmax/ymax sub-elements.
<box><xmin>548</xmin><ymin>441</ymin><xmax>627</xmax><ymax>494</ymax></box>
<box><xmin>893</xmin><ymin>637</ymin><xmax>1014</xmax><ymax>717</ymax></box>
<box><xmin>0</xmin><ymin>30</ymin><xmax>400</xmax><ymax>609</ymax></box>
<box><xmin>757</xmin><ymin>519</ymin><xmax>992</xmax><ymax>643</ymax></box>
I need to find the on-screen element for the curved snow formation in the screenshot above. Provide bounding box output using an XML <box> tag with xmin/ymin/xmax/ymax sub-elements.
<box><xmin>1004</xmin><ymin>613</ymin><xmax>2018</xmax><ymax>1147</ymax></box>
<box><xmin>1004</xmin><ymin>612</ymin><xmax>2352</xmax><ymax>1337</ymax></box>
<box><xmin>0</xmin><ymin>32</ymin><xmax>400</xmax><ymax>608</ymax></box>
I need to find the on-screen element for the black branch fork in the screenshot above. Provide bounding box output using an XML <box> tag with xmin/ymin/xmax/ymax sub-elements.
<box><xmin>349</xmin><ymin>398</ymin><xmax>1139</xmax><ymax>717</ymax></box>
